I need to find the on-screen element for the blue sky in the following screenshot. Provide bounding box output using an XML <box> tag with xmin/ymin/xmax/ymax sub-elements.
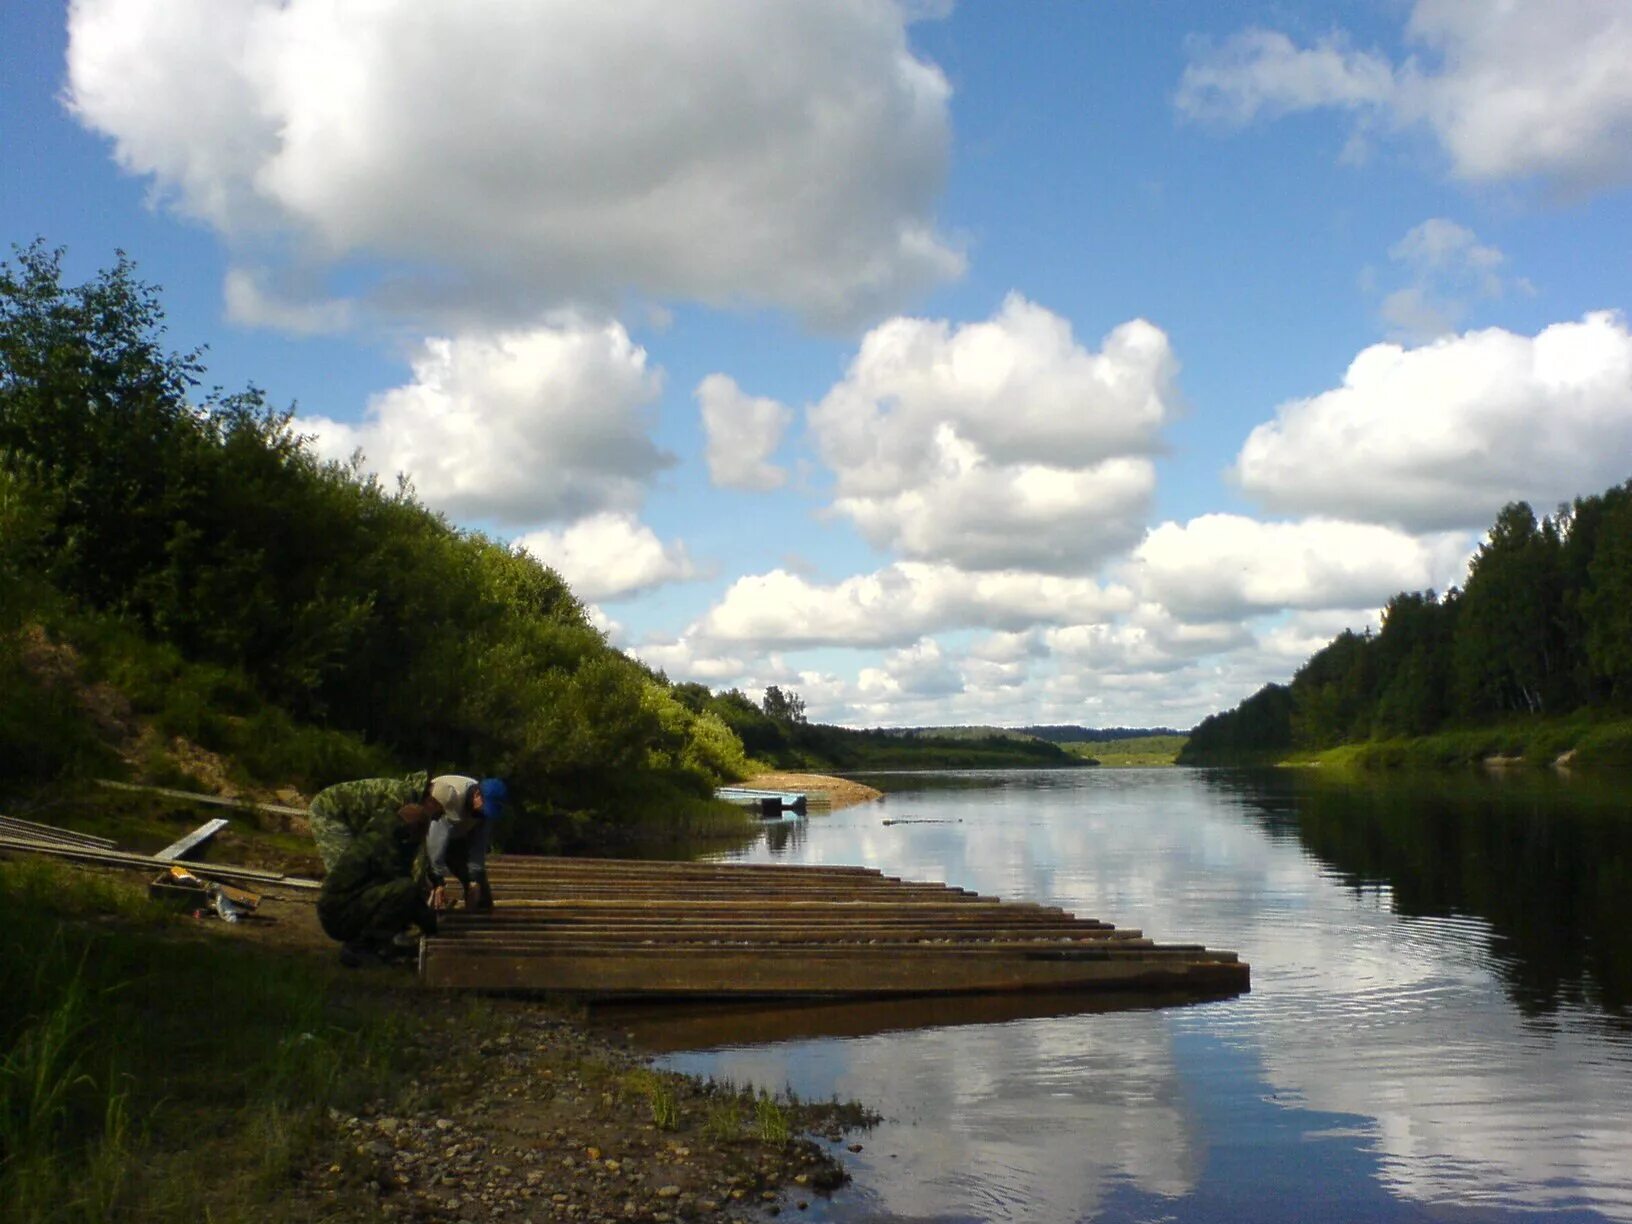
<box><xmin>4</xmin><ymin>1</ymin><xmax>1630</xmax><ymax>729</ymax></box>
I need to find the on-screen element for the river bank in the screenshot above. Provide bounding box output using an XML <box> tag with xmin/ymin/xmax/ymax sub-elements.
<box><xmin>0</xmin><ymin>775</ymin><xmax>881</xmax><ymax>1223</ymax></box>
<box><xmin>302</xmin><ymin>988</ymin><xmax>870</xmax><ymax>1223</ymax></box>
<box><xmin>739</xmin><ymin>772</ymin><xmax>883</xmax><ymax>809</ymax></box>
<box><xmin>1178</xmin><ymin>713</ymin><xmax>1632</xmax><ymax>771</ymax></box>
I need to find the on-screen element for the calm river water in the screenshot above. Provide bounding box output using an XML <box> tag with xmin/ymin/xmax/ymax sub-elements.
<box><xmin>626</xmin><ymin>767</ymin><xmax>1632</xmax><ymax>1223</ymax></box>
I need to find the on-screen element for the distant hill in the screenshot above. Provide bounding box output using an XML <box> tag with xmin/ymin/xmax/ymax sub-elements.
<box><xmin>1021</xmin><ymin>725</ymin><xmax>1183</xmax><ymax>744</ymax></box>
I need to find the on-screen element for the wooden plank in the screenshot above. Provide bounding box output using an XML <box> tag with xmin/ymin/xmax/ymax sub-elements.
<box><xmin>0</xmin><ymin>815</ymin><xmax>118</xmax><ymax>850</ymax></box>
<box><xmin>495</xmin><ymin>896</ymin><xmax>1063</xmax><ymax>909</ymax></box>
<box><xmin>427</xmin><ymin>946</ymin><xmax>1220</xmax><ymax>966</ymax></box>
<box><xmin>0</xmin><ymin>833</ymin><xmax>320</xmax><ymax>891</ymax></box>
<box><xmin>442</xmin><ymin>913</ymin><xmax>1122</xmax><ymax>931</ymax></box>
<box><xmin>155</xmin><ymin>817</ymin><xmax>230</xmax><ymax>862</ymax></box>
<box><xmin>434</xmin><ymin>922</ymin><xmax>1149</xmax><ymax>943</ymax></box>
<box><xmin>486</xmin><ymin>858</ymin><xmax>886</xmax><ymax>880</ymax></box>
<box><xmin>93</xmin><ymin>779</ymin><xmax>307</xmax><ymax>817</ymax></box>
<box><xmin>420</xmin><ymin>942</ymin><xmax>1248</xmax><ymax>995</ymax></box>
<box><xmin>485</xmin><ymin>887</ymin><xmax>991</xmax><ymax>902</ymax></box>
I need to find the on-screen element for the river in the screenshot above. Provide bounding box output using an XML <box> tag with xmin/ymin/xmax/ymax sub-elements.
<box><xmin>622</xmin><ymin>767</ymin><xmax>1632</xmax><ymax>1223</ymax></box>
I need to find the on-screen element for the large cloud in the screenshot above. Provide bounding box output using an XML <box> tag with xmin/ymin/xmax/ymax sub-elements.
<box><xmin>1129</xmin><ymin>515</ymin><xmax>1470</xmax><ymax>621</ymax></box>
<box><xmin>686</xmin><ymin>563</ymin><xmax>1133</xmax><ymax>650</ymax></box>
<box><xmin>809</xmin><ymin>295</ymin><xmax>1179</xmax><ymax>572</ymax></box>
<box><xmin>1176</xmin><ymin>1</ymin><xmax>1632</xmax><ymax>191</ymax></box>
<box><xmin>66</xmin><ymin>0</ymin><xmax>961</xmax><ymax>327</ymax></box>
<box><xmin>297</xmin><ymin>319</ymin><xmax>671</xmax><ymax>526</ymax></box>
<box><xmin>1233</xmin><ymin>313</ymin><xmax>1632</xmax><ymax>531</ymax></box>
<box><xmin>517</xmin><ymin>513</ymin><xmax>698</xmax><ymax>603</ymax></box>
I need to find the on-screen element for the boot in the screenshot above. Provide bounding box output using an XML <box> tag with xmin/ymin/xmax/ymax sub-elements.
<box><xmin>466</xmin><ymin>872</ymin><xmax>494</xmax><ymax>913</ymax></box>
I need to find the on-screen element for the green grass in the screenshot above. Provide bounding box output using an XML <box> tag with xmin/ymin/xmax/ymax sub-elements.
<box><xmin>0</xmin><ymin>858</ymin><xmax>415</xmax><ymax>1223</ymax></box>
<box><xmin>753</xmin><ymin>1092</ymin><xmax>790</xmax><ymax>1146</ymax></box>
<box><xmin>1062</xmin><ymin>735</ymin><xmax>1188</xmax><ymax>767</ymax></box>
<box><xmin>621</xmin><ymin>1068</ymin><xmax>682</xmax><ymax>1131</ymax></box>
<box><xmin>1195</xmin><ymin>714</ymin><xmax>1632</xmax><ymax>773</ymax></box>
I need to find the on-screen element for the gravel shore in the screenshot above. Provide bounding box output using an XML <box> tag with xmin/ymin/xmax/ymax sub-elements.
<box><xmin>303</xmin><ymin>993</ymin><xmax>873</xmax><ymax>1223</ymax></box>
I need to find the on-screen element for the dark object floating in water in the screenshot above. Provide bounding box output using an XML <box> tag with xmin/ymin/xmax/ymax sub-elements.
<box><xmin>881</xmin><ymin>817</ymin><xmax>960</xmax><ymax>825</ymax></box>
<box><xmin>419</xmin><ymin>857</ymin><xmax>1249</xmax><ymax>1001</ymax></box>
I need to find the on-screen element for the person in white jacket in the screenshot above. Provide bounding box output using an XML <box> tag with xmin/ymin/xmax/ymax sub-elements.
<box><xmin>424</xmin><ymin>775</ymin><xmax>507</xmax><ymax>912</ymax></box>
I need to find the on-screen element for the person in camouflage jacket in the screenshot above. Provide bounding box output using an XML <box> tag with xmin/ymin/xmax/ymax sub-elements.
<box><xmin>308</xmin><ymin>771</ymin><xmax>429</xmax><ymax>871</ymax></box>
<box><xmin>317</xmin><ymin>801</ymin><xmax>437</xmax><ymax>967</ymax></box>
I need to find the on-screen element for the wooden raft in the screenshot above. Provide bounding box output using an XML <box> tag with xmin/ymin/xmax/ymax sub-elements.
<box><xmin>419</xmin><ymin>857</ymin><xmax>1249</xmax><ymax>999</ymax></box>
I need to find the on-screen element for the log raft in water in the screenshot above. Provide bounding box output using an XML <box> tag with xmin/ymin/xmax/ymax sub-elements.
<box><xmin>419</xmin><ymin>857</ymin><xmax>1250</xmax><ymax>1000</ymax></box>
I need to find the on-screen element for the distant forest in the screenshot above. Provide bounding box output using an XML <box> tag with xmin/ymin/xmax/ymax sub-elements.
<box><xmin>1021</xmin><ymin>725</ymin><xmax>1181</xmax><ymax>744</ymax></box>
<box><xmin>1180</xmin><ymin>483</ymin><xmax>1632</xmax><ymax>763</ymax></box>
<box><xmin>667</xmin><ymin>690</ymin><xmax>1085</xmax><ymax>771</ymax></box>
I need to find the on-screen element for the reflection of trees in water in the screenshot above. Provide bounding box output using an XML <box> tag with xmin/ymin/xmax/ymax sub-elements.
<box><xmin>759</xmin><ymin>818</ymin><xmax>807</xmax><ymax>857</ymax></box>
<box><xmin>1204</xmin><ymin>768</ymin><xmax>1632</xmax><ymax>1023</ymax></box>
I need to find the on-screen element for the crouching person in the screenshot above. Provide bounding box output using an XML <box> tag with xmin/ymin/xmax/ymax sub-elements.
<box><xmin>307</xmin><ymin>771</ymin><xmax>429</xmax><ymax>872</ymax></box>
<box><xmin>319</xmin><ymin>801</ymin><xmax>439</xmax><ymax>968</ymax></box>
<box><xmin>424</xmin><ymin>775</ymin><xmax>507</xmax><ymax>913</ymax></box>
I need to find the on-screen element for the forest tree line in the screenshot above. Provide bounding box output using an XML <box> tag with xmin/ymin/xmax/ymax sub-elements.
<box><xmin>669</xmin><ymin>685</ymin><xmax>1082</xmax><ymax>770</ymax></box>
<box><xmin>1180</xmin><ymin>484</ymin><xmax>1632</xmax><ymax>762</ymax></box>
<box><xmin>0</xmin><ymin>242</ymin><xmax>758</xmax><ymax>845</ymax></box>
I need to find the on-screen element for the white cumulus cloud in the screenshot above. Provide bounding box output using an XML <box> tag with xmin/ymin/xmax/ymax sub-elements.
<box><xmin>1129</xmin><ymin>515</ymin><xmax>1470</xmax><ymax>621</ymax></box>
<box><xmin>809</xmin><ymin>295</ymin><xmax>1179</xmax><ymax>572</ymax></box>
<box><xmin>1045</xmin><ymin>606</ymin><xmax>1254</xmax><ymax>675</ymax></box>
<box><xmin>65</xmin><ymin>0</ymin><xmax>961</xmax><ymax>328</ymax></box>
<box><xmin>696</xmin><ymin>375</ymin><xmax>793</xmax><ymax>492</ymax></box>
<box><xmin>1233</xmin><ymin>313</ymin><xmax>1632</xmax><ymax>531</ymax></box>
<box><xmin>687</xmin><ymin>563</ymin><xmax>1133</xmax><ymax>650</ymax></box>
<box><xmin>517</xmin><ymin>513</ymin><xmax>698</xmax><ymax>603</ymax></box>
<box><xmin>858</xmin><ymin>639</ymin><xmax>965</xmax><ymax>701</ymax></box>
<box><xmin>296</xmin><ymin>318</ymin><xmax>671</xmax><ymax>527</ymax></box>
<box><xmin>1177</xmin><ymin>1</ymin><xmax>1632</xmax><ymax>191</ymax></box>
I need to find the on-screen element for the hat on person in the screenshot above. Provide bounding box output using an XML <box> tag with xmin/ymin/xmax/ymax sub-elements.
<box><xmin>479</xmin><ymin>777</ymin><xmax>508</xmax><ymax>820</ymax></box>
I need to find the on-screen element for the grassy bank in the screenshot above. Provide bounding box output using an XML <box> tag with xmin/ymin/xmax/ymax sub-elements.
<box><xmin>0</xmin><ymin>848</ymin><xmax>871</xmax><ymax>1223</ymax></box>
<box><xmin>0</xmin><ymin>857</ymin><xmax>412</xmax><ymax>1222</ymax></box>
<box><xmin>1063</xmin><ymin>735</ymin><xmax>1188</xmax><ymax>767</ymax></box>
<box><xmin>1182</xmin><ymin>714</ymin><xmax>1632</xmax><ymax>772</ymax></box>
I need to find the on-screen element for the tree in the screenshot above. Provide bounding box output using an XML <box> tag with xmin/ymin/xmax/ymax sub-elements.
<box><xmin>761</xmin><ymin>685</ymin><xmax>807</xmax><ymax>724</ymax></box>
<box><xmin>1371</xmin><ymin>591</ymin><xmax>1456</xmax><ymax>736</ymax></box>
<box><xmin>1452</xmin><ymin>502</ymin><xmax>1566</xmax><ymax>717</ymax></box>
<box><xmin>1580</xmin><ymin>485</ymin><xmax>1632</xmax><ymax>702</ymax></box>
<box><xmin>0</xmin><ymin>241</ymin><xmax>210</xmax><ymax>616</ymax></box>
